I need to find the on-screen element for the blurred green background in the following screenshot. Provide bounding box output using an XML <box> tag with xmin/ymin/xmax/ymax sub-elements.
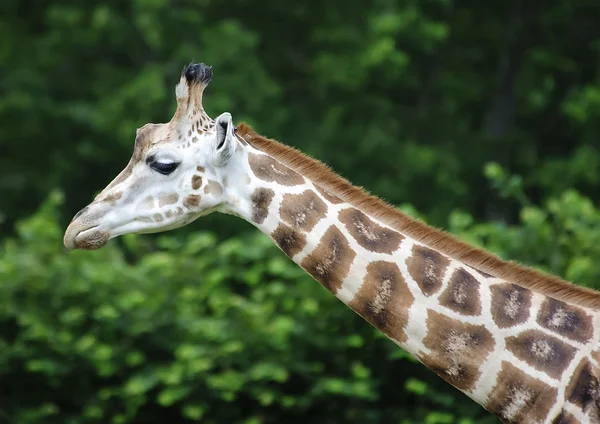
<box><xmin>1</xmin><ymin>1</ymin><xmax>600</xmax><ymax>423</ymax></box>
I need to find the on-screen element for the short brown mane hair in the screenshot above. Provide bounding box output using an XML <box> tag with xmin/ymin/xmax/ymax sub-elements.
<box><xmin>236</xmin><ymin>122</ymin><xmax>600</xmax><ymax>310</ymax></box>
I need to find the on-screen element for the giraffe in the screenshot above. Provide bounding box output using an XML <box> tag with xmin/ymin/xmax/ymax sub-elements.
<box><xmin>64</xmin><ymin>62</ymin><xmax>600</xmax><ymax>423</ymax></box>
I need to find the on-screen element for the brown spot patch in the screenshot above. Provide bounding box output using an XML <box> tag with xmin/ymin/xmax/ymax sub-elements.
<box><xmin>439</xmin><ymin>268</ymin><xmax>481</xmax><ymax>316</ymax></box>
<box><xmin>490</xmin><ymin>283</ymin><xmax>532</xmax><ymax>328</ymax></box>
<box><xmin>592</xmin><ymin>349</ymin><xmax>600</xmax><ymax>365</ymax></box>
<box><xmin>315</xmin><ymin>185</ymin><xmax>343</xmax><ymax>204</ymax></box>
<box><xmin>565</xmin><ymin>358</ymin><xmax>600</xmax><ymax>412</ymax></box>
<box><xmin>406</xmin><ymin>245</ymin><xmax>450</xmax><ymax>296</ymax></box>
<box><xmin>196</xmin><ymin>166</ymin><xmax>205</xmax><ymax>172</ymax></box>
<box><xmin>349</xmin><ymin>261</ymin><xmax>414</xmax><ymax>343</ymax></box>
<box><xmin>102</xmin><ymin>191</ymin><xmax>123</xmax><ymax>204</ymax></box>
<box><xmin>551</xmin><ymin>411</ymin><xmax>578</xmax><ymax>424</ymax></box>
<box><xmin>505</xmin><ymin>329</ymin><xmax>576</xmax><ymax>379</ymax></box>
<box><xmin>192</xmin><ymin>175</ymin><xmax>203</xmax><ymax>190</ymax></box>
<box><xmin>248</xmin><ymin>153</ymin><xmax>304</xmax><ymax>186</ymax></box>
<box><xmin>250</xmin><ymin>188</ymin><xmax>275</xmax><ymax>225</ymax></box>
<box><xmin>537</xmin><ymin>298</ymin><xmax>594</xmax><ymax>343</ymax></box>
<box><xmin>153</xmin><ymin>213</ymin><xmax>164</xmax><ymax>222</ymax></box>
<box><xmin>421</xmin><ymin>310</ymin><xmax>495</xmax><ymax>391</ymax></box>
<box><xmin>204</xmin><ymin>180</ymin><xmax>223</xmax><ymax>196</ymax></box>
<box><xmin>184</xmin><ymin>195</ymin><xmax>201</xmax><ymax>208</ymax></box>
<box><xmin>234</xmin><ymin>124</ymin><xmax>600</xmax><ymax>311</ymax></box>
<box><xmin>158</xmin><ymin>193</ymin><xmax>179</xmax><ymax>207</ymax></box>
<box><xmin>165</xmin><ymin>210</ymin><xmax>174</xmax><ymax>218</ymax></box>
<box><xmin>136</xmin><ymin>195</ymin><xmax>155</xmax><ymax>211</ymax></box>
<box><xmin>301</xmin><ymin>226</ymin><xmax>356</xmax><ymax>293</ymax></box>
<box><xmin>271</xmin><ymin>224</ymin><xmax>307</xmax><ymax>257</ymax></box>
<box><xmin>280</xmin><ymin>190</ymin><xmax>327</xmax><ymax>232</ymax></box>
<box><xmin>132</xmin><ymin>124</ymin><xmax>164</xmax><ymax>160</ymax></box>
<box><xmin>485</xmin><ymin>361</ymin><xmax>558</xmax><ymax>423</ymax></box>
<box><xmin>339</xmin><ymin>208</ymin><xmax>403</xmax><ymax>254</ymax></box>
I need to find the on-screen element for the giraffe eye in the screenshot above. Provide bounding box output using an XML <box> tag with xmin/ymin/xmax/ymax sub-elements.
<box><xmin>150</xmin><ymin>161</ymin><xmax>180</xmax><ymax>175</ymax></box>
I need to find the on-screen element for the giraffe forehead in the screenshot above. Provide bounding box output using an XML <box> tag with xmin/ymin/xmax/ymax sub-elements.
<box><xmin>132</xmin><ymin>123</ymin><xmax>172</xmax><ymax>161</ymax></box>
<box><xmin>135</xmin><ymin>123</ymin><xmax>171</xmax><ymax>146</ymax></box>
<box><xmin>136</xmin><ymin>123</ymin><xmax>164</xmax><ymax>141</ymax></box>
<box><xmin>132</xmin><ymin>120</ymin><xmax>216</xmax><ymax>162</ymax></box>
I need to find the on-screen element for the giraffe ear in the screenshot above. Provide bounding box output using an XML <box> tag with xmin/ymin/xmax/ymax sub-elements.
<box><xmin>213</xmin><ymin>112</ymin><xmax>236</xmax><ymax>167</ymax></box>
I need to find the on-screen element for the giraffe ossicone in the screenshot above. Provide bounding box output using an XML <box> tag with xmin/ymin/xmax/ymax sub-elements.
<box><xmin>64</xmin><ymin>62</ymin><xmax>600</xmax><ymax>423</ymax></box>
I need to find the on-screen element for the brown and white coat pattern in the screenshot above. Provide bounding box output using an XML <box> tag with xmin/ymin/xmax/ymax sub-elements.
<box><xmin>64</xmin><ymin>63</ymin><xmax>600</xmax><ymax>424</ymax></box>
<box><xmin>221</xmin><ymin>128</ymin><xmax>600</xmax><ymax>424</ymax></box>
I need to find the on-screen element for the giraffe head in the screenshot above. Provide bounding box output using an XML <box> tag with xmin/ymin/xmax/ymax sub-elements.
<box><xmin>64</xmin><ymin>63</ymin><xmax>240</xmax><ymax>250</ymax></box>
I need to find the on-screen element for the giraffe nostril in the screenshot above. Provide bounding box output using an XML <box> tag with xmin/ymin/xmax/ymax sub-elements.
<box><xmin>73</xmin><ymin>206</ymin><xmax>89</xmax><ymax>221</ymax></box>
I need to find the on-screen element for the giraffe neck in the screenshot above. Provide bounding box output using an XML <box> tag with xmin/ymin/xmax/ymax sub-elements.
<box><xmin>221</xmin><ymin>138</ymin><xmax>600</xmax><ymax>424</ymax></box>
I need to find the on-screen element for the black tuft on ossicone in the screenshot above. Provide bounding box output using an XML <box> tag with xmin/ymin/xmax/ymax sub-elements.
<box><xmin>183</xmin><ymin>62</ymin><xmax>213</xmax><ymax>86</ymax></box>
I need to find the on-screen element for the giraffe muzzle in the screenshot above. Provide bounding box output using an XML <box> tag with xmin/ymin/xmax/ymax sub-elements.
<box><xmin>64</xmin><ymin>223</ymin><xmax>110</xmax><ymax>250</ymax></box>
<box><xmin>64</xmin><ymin>206</ymin><xmax>110</xmax><ymax>250</ymax></box>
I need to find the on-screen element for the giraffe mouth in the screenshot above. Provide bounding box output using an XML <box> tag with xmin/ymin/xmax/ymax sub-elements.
<box><xmin>64</xmin><ymin>225</ymin><xmax>109</xmax><ymax>250</ymax></box>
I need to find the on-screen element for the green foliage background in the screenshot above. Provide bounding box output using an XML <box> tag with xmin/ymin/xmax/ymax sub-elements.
<box><xmin>1</xmin><ymin>1</ymin><xmax>599</xmax><ymax>423</ymax></box>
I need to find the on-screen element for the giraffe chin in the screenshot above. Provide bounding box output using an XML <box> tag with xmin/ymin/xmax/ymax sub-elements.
<box><xmin>65</xmin><ymin>226</ymin><xmax>109</xmax><ymax>250</ymax></box>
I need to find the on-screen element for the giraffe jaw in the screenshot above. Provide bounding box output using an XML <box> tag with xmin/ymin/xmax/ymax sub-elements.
<box><xmin>64</xmin><ymin>208</ymin><xmax>207</xmax><ymax>250</ymax></box>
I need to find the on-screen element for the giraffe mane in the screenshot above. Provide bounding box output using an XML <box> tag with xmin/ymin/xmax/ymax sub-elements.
<box><xmin>236</xmin><ymin>122</ymin><xmax>600</xmax><ymax>310</ymax></box>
